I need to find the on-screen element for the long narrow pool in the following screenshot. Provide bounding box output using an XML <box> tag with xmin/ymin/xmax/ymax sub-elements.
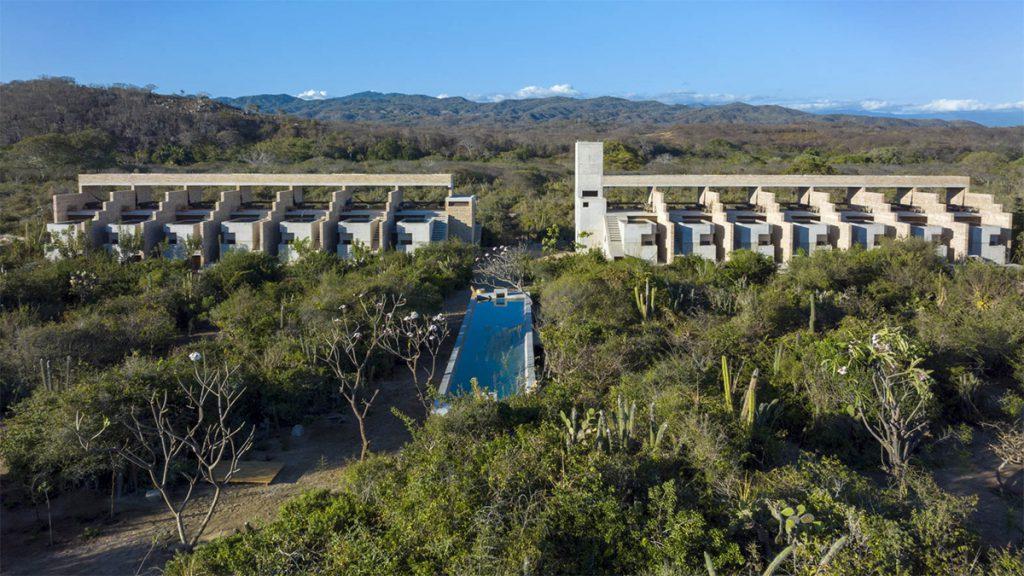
<box><xmin>437</xmin><ymin>292</ymin><xmax>535</xmax><ymax>408</ymax></box>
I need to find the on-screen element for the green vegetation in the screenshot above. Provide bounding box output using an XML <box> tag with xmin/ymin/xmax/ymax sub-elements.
<box><xmin>1</xmin><ymin>78</ymin><xmax>1022</xmax><ymax>574</ymax></box>
<box><xmin>156</xmin><ymin>242</ymin><xmax>1024</xmax><ymax>574</ymax></box>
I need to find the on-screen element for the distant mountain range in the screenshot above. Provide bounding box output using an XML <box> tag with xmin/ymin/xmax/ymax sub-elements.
<box><xmin>217</xmin><ymin>92</ymin><xmax>980</xmax><ymax>128</ymax></box>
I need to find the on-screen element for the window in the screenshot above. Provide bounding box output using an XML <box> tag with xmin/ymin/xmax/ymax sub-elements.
<box><xmin>582</xmin><ymin>202</ymin><xmax>589</xmax><ymax>208</ymax></box>
<box><xmin>641</xmin><ymin>234</ymin><xmax>655</xmax><ymax>246</ymax></box>
<box><xmin>401</xmin><ymin>238</ymin><xmax>413</xmax><ymax>246</ymax></box>
<box><xmin>758</xmin><ymin>234</ymin><xmax>771</xmax><ymax>246</ymax></box>
<box><xmin>990</xmin><ymin>233</ymin><xmax>1004</xmax><ymax>246</ymax></box>
<box><xmin>816</xmin><ymin>235</ymin><xmax>829</xmax><ymax>246</ymax></box>
<box><xmin>167</xmin><ymin>233</ymin><xmax>177</xmax><ymax>245</ymax></box>
<box><xmin>699</xmin><ymin>234</ymin><xmax>713</xmax><ymax>246</ymax></box>
<box><xmin>582</xmin><ymin>190</ymin><xmax>599</xmax><ymax>198</ymax></box>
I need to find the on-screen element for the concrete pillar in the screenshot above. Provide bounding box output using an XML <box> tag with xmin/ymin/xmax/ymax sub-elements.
<box><xmin>574</xmin><ymin>142</ymin><xmax>607</xmax><ymax>251</ymax></box>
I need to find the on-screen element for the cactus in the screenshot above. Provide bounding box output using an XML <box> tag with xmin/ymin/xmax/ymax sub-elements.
<box><xmin>559</xmin><ymin>406</ymin><xmax>597</xmax><ymax>451</ymax></box>
<box><xmin>647</xmin><ymin>402</ymin><xmax>668</xmax><ymax>451</ymax></box>
<box><xmin>39</xmin><ymin>356</ymin><xmax>72</xmax><ymax>392</ymax></box>
<box><xmin>808</xmin><ymin>292</ymin><xmax>817</xmax><ymax>333</ymax></box>
<box><xmin>739</xmin><ymin>369</ymin><xmax>760</xmax><ymax>429</ymax></box>
<box><xmin>564</xmin><ymin>401</ymin><xmax>670</xmax><ymax>454</ymax></box>
<box><xmin>754</xmin><ymin>399</ymin><xmax>781</xmax><ymax>430</ymax></box>
<box><xmin>634</xmin><ymin>278</ymin><xmax>657</xmax><ymax>322</ymax></box>
<box><xmin>762</xmin><ymin>545</ymin><xmax>794</xmax><ymax>576</ymax></box>
<box><xmin>705</xmin><ymin>534</ymin><xmax>847</xmax><ymax>576</ymax></box>
<box><xmin>721</xmin><ymin>356</ymin><xmax>734</xmax><ymax>414</ymax></box>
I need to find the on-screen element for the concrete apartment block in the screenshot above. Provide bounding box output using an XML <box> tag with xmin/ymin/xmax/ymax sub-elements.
<box><xmin>573</xmin><ymin>141</ymin><xmax>1011</xmax><ymax>265</ymax></box>
<box><xmin>55</xmin><ymin>173</ymin><xmax>478</xmax><ymax>266</ymax></box>
<box><xmin>337</xmin><ymin>213</ymin><xmax>382</xmax><ymax>258</ymax></box>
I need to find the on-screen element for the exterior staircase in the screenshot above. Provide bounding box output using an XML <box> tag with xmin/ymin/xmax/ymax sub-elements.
<box><xmin>430</xmin><ymin>219</ymin><xmax>448</xmax><ymax>242</ymax></box>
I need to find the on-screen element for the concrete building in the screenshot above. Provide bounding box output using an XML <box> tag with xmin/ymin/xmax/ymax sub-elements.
<box><xmin>574</xmin><ymin>141</ymin><xmax>1014</xmax><ymax>265</ymax></box>
<box><xmin>51</xmin><ymin>173</ymin><xmax>479</xmax><ymax>265</ymax></box>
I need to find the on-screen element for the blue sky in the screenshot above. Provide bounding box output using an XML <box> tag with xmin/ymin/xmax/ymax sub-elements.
<box><xmin>2</xmin><ymin>1</ymin><xmax>1022</xmax><ymax>120</ymax></box>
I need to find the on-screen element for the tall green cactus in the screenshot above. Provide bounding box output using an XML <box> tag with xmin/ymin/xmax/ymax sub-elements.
<box><xmin>739</xmin><ymin>369</ymin><xmax>760</xmax><ymax>429</ymax></box>
<box><xmin>721</xmin><ymin>356</ymin><xmax>734</xmax><ymax>414</ymax></box>
<box><xmin>634</xmin><ymin>278</ymin><xmax>657</xmax><ymax>322</ymax></box>
<box><xmin>808</xmin><ymin>292</ymin><xmax>817</xmax><ymax>333</ymax></box>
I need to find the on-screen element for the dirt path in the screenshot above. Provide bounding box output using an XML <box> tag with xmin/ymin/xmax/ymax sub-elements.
<box><xmin>931</xmin><ymin>427</ymin><xmax>1023</xmax><ymax>549</ymax></box>
<box><xmin>0</xmin><ymin>289</ymin><xmax>471</xmax><ymax>576</ymax></box>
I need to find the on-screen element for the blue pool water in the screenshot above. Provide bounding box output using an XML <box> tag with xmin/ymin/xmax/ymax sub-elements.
<box><xmin>442</xmin><ymin>295</ymin><xmax>531</xmax><ymax>400</ymax></box>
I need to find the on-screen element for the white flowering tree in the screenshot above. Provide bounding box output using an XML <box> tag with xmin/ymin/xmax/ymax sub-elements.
<box><xmin>314</xmin><ymin>293</ymin><xmax>404</xmax><ymax>460</ymax></box>
<box><xmin>381</xmin><ymin>310</ymin><xmax>451</xmax><ymax>410</ymax></box>
<box><xmin>76</xmin><ymin>353</ymin><xmax>254</xmax><ymax>549</ymax></box>
<box><xmin>826</xmin><ymin>327</ymin><xmax>935</xmax><ymax>491</ymax></box>
<box><xmin>476</xmin><ymin>244</ymin><xmax>530</xmax><ymax>294</ymax></box>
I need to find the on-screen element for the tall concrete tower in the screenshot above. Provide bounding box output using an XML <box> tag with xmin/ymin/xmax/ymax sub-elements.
<box><xmin>574</xmin><ymin>141</ymin><xmax>606</xmax><ymax>251</ymax></box>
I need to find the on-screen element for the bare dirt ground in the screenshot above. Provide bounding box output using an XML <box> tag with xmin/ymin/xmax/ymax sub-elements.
<box><xmin>0</xmin><ymin>290</ymin><xmax>470</xmax><ymax>576</ymax></box>
<box><xmin>931</xmin><ymin>427</ymin><xmax>1024</xmax><ymax>549</ymax></box>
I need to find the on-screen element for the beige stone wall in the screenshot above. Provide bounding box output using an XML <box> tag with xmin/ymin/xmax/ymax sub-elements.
<box><xmin>445</xmin><ymin>197</ymin><xmax>476</xmax><ymax>244</ymax></box>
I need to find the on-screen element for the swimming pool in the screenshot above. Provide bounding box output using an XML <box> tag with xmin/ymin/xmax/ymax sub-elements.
<box><xmin>437</xmin><ymin>292</ymin><xmax>535</xmax><ymax>407</ymax></box>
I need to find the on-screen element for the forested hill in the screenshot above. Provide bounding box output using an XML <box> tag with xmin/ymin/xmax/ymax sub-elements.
<box><xmin>0</xmin><ymin>77</ymin><xmax>279</xmax><ymax>149</ymax></box>
<box><xmin>217</xmin><ymin>91</ymin><xmax>970</xmax><ymax>128</ymax></box>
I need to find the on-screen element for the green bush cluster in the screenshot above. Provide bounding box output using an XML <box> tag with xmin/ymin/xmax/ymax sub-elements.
<box><xmin>163</xmin><ymin>241</ymin><xmax>1022</xmax><ymax>574</ymax></box>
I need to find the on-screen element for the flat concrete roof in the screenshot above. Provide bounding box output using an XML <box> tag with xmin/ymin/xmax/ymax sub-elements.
<box><xmin>601</xmin><ymin>174</ymin><xmax>971</xmax><ymax>188</ymax></box>
<box><xmin>78</xmin><ymin>173</ymin><xmax>454</xmax><ymax>188</ymax></box>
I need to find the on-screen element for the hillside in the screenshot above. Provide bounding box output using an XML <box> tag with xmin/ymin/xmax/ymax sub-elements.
<box><xmin>0</xmin><ymin>77</ymin><xmax>279</xmax><ymax>150</ymax></box>
<box><xmin>217</xmin><ymin>91</ymin><xmax>968</xmax><ymax>128</ymax></box>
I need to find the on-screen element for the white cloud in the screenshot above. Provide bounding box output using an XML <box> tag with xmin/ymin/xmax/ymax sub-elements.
<box><xmin>436</xmin><ymin>93</ymin><xmax>450</xmax><ymax>99</ymax></box>
<box><xmin>514</xmin><ymin>84</ymin><xmax>579</xmax><ymax>98</ymax></box>
<box><xmin>859</xmin><ymin>100</ymin><xmax>891</xmax><ymax>111</ymax></box>
<box><xmin>788</xmin><ymin>99</ymin><xmax>845</xmax><ymax>111</ymax></box>
<box><xmin>295</xmin><ymin>89</ymin><xmax>328</xmax><ymax>100</ymax></box>
<box><xmin>653</xmin><ymin>91</ymin><xmax>743</xmax><ymax>105</ymax></box>
<box><xmin>482</xmin><ymin>84</ymin><xmax>580</xmax><ymax>102</ymax></box>
<box><xmin>906</xmin><ymin>98</ymin><xmax>1024</xmax><ymax>113</ymax></box>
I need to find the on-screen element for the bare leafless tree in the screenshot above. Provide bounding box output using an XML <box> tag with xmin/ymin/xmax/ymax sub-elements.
<box><xmin>380</xmin><ymin>310</ymin><xmax>451</xmax><ymax>411</ymax></box>
<box><xmin>79</xmin><ymin>355</ymin><xmax>254</xmax><ymax>549</ymax></box>
<box><xmin>476</xmin><ymin>244</ymin><xmax>530</xmax><ymax>294</ymax></box>
<box><xmin>987</xmin><ymin>421</ymin><xmax>1024</xmax><ymax>493</ymax></box>
<box><xmin>314</xmin><ymin>294</ymin><xmax>404</xmax><ymax>460</ymax></box>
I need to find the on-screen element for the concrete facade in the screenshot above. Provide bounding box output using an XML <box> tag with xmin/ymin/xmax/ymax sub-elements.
<box><xmin>51</xmin><ymin>173</ymin><xmax>478</xmax><ymax>265</ymax></box>
<box><xmin>574</xmin><ymin>141</ymin><xmax>1014</xmax><ymax>265</ymax></box>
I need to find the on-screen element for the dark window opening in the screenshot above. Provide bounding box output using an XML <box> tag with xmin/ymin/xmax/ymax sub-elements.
<box><xmin>582</xmin><ymin>190</ymin><xmax>599</xmax><ymax>198</ymax></box>
<box><xmin>582</xmin><ymin>202</ymin><xmax>589</xmax><ymax>208</ymax></box>
<box><xmin>758</xmin><ymin>234</ymin><xmax>772</xmax><ymax>246</ymax></box>
<box><xmin>989</xmin><ymin>234</ymin><xmax>1004</xmax><ymax>246</ymax></box>
<box><xmin>699</xmin><ymin>234</ymin><xmax>713</xmax><ymax>246</ymax></box>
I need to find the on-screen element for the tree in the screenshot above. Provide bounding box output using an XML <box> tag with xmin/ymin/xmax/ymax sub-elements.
<box><xmin>380</xmin><ymin>310</ymin><xmax>451</xmax><ymax>411</ymax></box>
<box><xmin>79</xmin><ymin>353</ymin><xmax>254</xmax><ymax>548</ymax></box>
<box><xmin>314</xmin><ymin>294</ymin><xmax>404</xmax><ymax>460</ymax></box>
<box><xmin>829</xmin><ymin>327</ymin><xmax>934</xmax><ymax>491</ymax></box>
<box><xmin>786</xmin><ymin>152</ymin><xmax>836</xmax><ymax>175</ymax></box>
<box><xmin>476</xmin><ymin>244</ymin><xmax>530</xmax><ymax>294</ymax></box>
